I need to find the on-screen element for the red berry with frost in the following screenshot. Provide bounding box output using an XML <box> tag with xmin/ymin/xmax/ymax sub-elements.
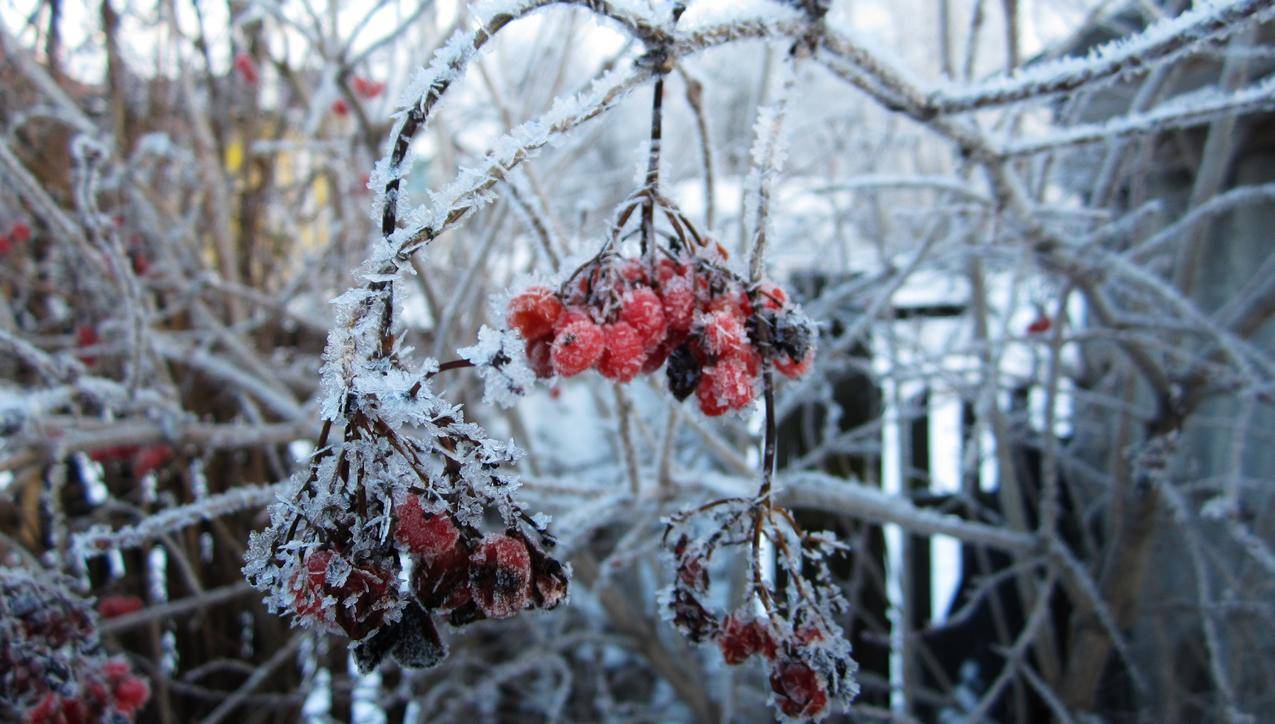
<box><xmin>725</xmin><ymin>345</ymin><xmax>762</xmax><ymax>378</ymax></box>
<box><xmin>525</xmin><ymin>336</ymin><xmax>554</xmax><ymax>379</ymax></box>
<box><xmin>717</xmin><ymin>614</ymin><xmax>776</xmax><ymax>665</ymax></box>
<box><xmin>551</xmin><ymin>320</ymin><xmax>605</xmax><ymax>377</ymax></box>
<box><xmin>553</xmin><ymin>306</ymin><xmax>590</xmax><ymax>332</ymax></box>
<box><xmin>641</xmin><ymin>333</ymin><xmax>679</xmax><ymax>374</ymax></box>
<box><xmin>597</xmin><ymin>322</ymin><xmax>646</xmax><ymax>382</ymax></box>
<box><xmin>701</xmin><ymin>309</ymin><xmax>746</xmax><ymax>357</ymax></box>
<box><xmin>97</xmin><ymin>594</ymin><xmax>144</xmax><ymax>619</ymax></box>
<box><xmin>10</xmin><ymin>221</ymin><xmax>31</xmax><ymax>243</ymax></box>
<box><xmin>620</xmin><ymin>287</ymin><xmax>667</xmax><ymax>349</ymax></box>
<box><xmin>775</xmin><ymin>349</ymin><xmax>814</xmax><ymax>379</ymax></box>
<box><xmin>468</xmin><ymin>534</ymin><xmax>531</xmax><ymax>619</ymax></box>
<box><xmin>507</xmin><ymin>287</ymin><xmax>563</xmax><ymax>340</ymax></box>
<box><xmin>619</xmin><ymin>258</ymin><xmax>647</xmax><ymax>283</ymax></box>
<box><xmin>697</xmin><ymin>357</ymin><xmax>755</xmax><ymax>416</ymax></box>
<box><xmin>395</xmin><ymin>494</ymin><xmax>460</xmax><ymax>562</ymax></box>
<box><xmin>770</xmin><ymin>660</ymin><xmax>829</xmax><ymax>719</ymax></box>
<box><xmin>659</xmin><ymin>278</ymin><xmax>696</xmax><ymax>334</ymax></box>
<box><xmin>412</xmin><ymin>539</ymin><xmax>471</xmax><ymax>611</ymax></box>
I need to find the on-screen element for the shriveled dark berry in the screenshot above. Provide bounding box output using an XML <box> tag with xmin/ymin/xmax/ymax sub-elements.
<box><xmin>390</xmin><ymin>602</ymin><xmax>446</xmax><ymax>669</ymax></box>
<box><xmin>666</xmin><ymin>343</ymin><xmax>701</xmax><ymax>402</ymax></box>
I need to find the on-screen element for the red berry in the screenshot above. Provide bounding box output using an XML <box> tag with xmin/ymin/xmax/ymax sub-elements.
<box><xmin>697</xmin><ymin>357</ymin><xmax>755</xmax><ymax>416</ymax></box>
<box><xmin>701</xmin><ymin>309</ymin><xmax>746</xmax><ymax>358</ymax></box>
<box><xmin>507</xmin><ymin>287</ymin><xmax>564</xmax><ymax>340</ymax></box>
<box><xmin>113</xmin><ymin>676</ymin><xmax>149</xmax><ymax>715</ymax></box>
<box><xmin>10</xmin><ymin>221</ymin><xmax>30</xmax><ymax>243</ymax></box>
<box><xmin>75</xmin><ymin>325</ymin><xmax>99</xmax><ymax>366</ymax></box>
<box><xmin>640</xmin><ymin>333</ymin><xmax>679</xmax><ymax>374</ymax></box>
<box><xmin>395</xmin><ymin>494</ymin><xmax>460</xmax><ymax>562</ymax></box>
<box><xmin>1027</xmin><ymin>315</ymin><xmax>1052</xmax><ymax>335</ymax></box>
<box><xmin>770</xmin><ymin>660</ymin><xmax>829</xmax><ymax>719</ymax></box>
<box><xmin>131</xmin><ymin>445</ymin><xmax>172</xmax><ymax>478</ymax></box>
<box><xmin>553</xmin><ymin>306</ymin><xmax>590</xmax><ymax>332</ymax></box>
<box><xmin>774</xmin><ymin>349</ymin><xmax>814</xmax><ymax>379</ymax></box>
<box><xmin>0</xmin><ymin>235</ymin><xmax>11</xmax><ymax>254</ymax></box>
<box><xmin>97</xmin><ymin>594</ymin><xmax>144</xmax><ymax>619</ymax></box>
<box><xmin>717</xmin><ymin>614</ymin><xmax>777</xmax><ymax>665</ymax></box>
<box><xmin>525</xmin><ymin>336</ymin><xmax>554</xmax><ymax>379</ymax></box>
<box><xmin>725</xmin><ymin>345</ymin><xmax>762</xmax><ymax>378</ymax></box>
<box><xmin>619</xmin><ymin>258</ymin><xmax>647</xmax><ymax>283</ymax></box>
<box><xmin>597</xmin><ymin>322</ymin><xmax>646</xmax><ymax>382</ymax></box>
<box><xmin>468</xmin><ymin>534</ymin><xmax>531</xmax><ymax>619</ymax></box>
<box><xmin>620</xmin><ymin>287</ymin><xmax>667</xmax><ymax>349</ymax></box>
<box><xmin>659</xmin><ymin>278</ymin><xmax>696</xmax><ymax>334</ymax></box>
<box><xmin>331</xmin><ymin>98</ymin><xmax>350</xmax><ymax>116</ymax></box>
<box><xmin>352</xmin><ymin>76</ymin><xmax>386</xmax><ymax>99</ymax></box>
<box><xmin>551</xmin><ymin>320</ymin><xmax>604</xmax><ymax>377</ymax></box>
<box><xmin>233</xmin><ymin>52</ymin><xmax>259</xmax><ymax>84</ymax></box>
<box><xmin>756</xmin><ymin>281</ymin><xmax>787</xmax><ymax>311</ymax></box>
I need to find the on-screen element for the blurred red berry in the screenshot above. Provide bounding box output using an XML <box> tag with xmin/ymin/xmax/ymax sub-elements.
<box><xmin>131</xmin><ymin>445</ymin><xmax>172</xmax><ymax>478</ymax></box>
<box><xmin>597</xmin><ymin>322</ymin><xmax>646</xmax><ymax>382</ymax></box>
<box><xmin>97</xmin><ymin>594</ymin><xmax>144</xmax><ymax>619</ymax></box>
<box><xmin>10</xmin><ymin>221</ymin><xmax>30</xmax><ymax>243</ymax></box>
<box><xmin>352</xmin><ymin>76</ymin><xmax>386</xmax><ymax>99</ymax></box>
<box><xmin>75</xmin><ymin>325</ymin><xmax>99</xmax><ymax>366</ymax></box>
<box><xmin>507</xmin><ymin>287</ymin><xmax>563</xmax><ymax>340</ymax></box>
<box><xmin>0</xmin><ymin>235</ymin><xmax>11</xmax><ymax>254</ymax></box>
<box><xmin>525</xmin><ymin>336</ymin><xmax>554</xmax><ymax>379</ymax></box>
<box><xmin>112</xmin><ymin>676</ymin><xmax>149</xmax><ymax>715</ymax></box>
<box><xmin>233</xmin><ymin>52</ymin><xmax>259</xmax><ymax>84</ymax></box>
<box><xmin>551</xmin><ymin>320</ymin><xmax>604</xmax><ymax>377</ymax></box>
<box><xmin>1027</xmin><ymin>315</ymin><xmax>1052</xmax><ymax>335</ymax></box>
<box><xmin>331</xmin><ymin>98</ymin><xmax>350</xmax><ymax>116</ymax></box>
<box><xmin>774</xmin><ymin>349</ymin><xmax>814</xmax><ymax>379</ymax></box>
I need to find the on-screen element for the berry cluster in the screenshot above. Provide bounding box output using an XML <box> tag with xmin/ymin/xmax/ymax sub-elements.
<box><xmin>662</xmin><ymin>501</ymin><xmax>858</xmax><ymax>721</ymax></box>
<box><xmin>244</xmin><ymin>334</ymin><xmax>570</xmax><ymax>674</ymax></box>
<box><xmin>505</xmin><ymin>250</ymin><xmax>816</xmax><ymax>416</ymax></box>
<box><xmin>0</xmin><ymin>568</ymin><xmax>150</xmax><ymax>723</ymax></box>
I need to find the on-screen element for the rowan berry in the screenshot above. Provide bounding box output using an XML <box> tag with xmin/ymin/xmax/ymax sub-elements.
<box><xmin>597</xmin><ymin>322</ymin><xmax>646</xmax><ymax>382</ymax></box>
<box><xmin>468</xmin><ymin>534</ymin><xmax>532</xmax><ymax>620</ymax></box>
<box><xmin>551</xmin><ymin>320</ymin><xmax>605</xmax><ymax>377</ymax></box>
<box><xmin>507</xmin><ymin>287</ymin><xmax>564</xmax><ymax>340</ymax></box>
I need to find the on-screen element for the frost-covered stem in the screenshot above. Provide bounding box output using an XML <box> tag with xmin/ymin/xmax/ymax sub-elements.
<box><xmin>505</xmin><ymin>179</ymin><xmax>561</xmax><ymax>269</ymax></box>
<box><xmin>651</xmin><ymin>407</ymin><xmax>679</xmax><ymax>493</ymax></box>
<box><xmin>999</xmin><ymin>75</ymin><xmax>1275</xmax><ymax>158</ymax></box>
<box><xmin>677</xmin><ymin>66</ymin><xmax>716</xmax><ymax>229</ymax></box>
<box><xmin>641</xmin><ymin>75</ymin><xmax>664</xmax><ymax>261</ymax></box>
<box><xmin>777</xmin><ymin>472</ymin><xmax>1036</xmax><ymax>553</ymax></box>
<box><xmin>101</xmin><ymin>582</ymin><xmax>256</xmax><ymax>635</ymax></box>
<box><xmin>1159</xmin><ymin>482</ymin><xmax>1245</xmax><ymax>723</ymax></box>
<box><xmin>200</xmin><ymin>634</ymin><xmax>304</xmax><ymax>724</ymax></box>
<box><xmin>746</xmin><ymin>45</ymin><xmax>802</xmax><ymax>285</ymax></box>
<box><xmin>1037</xmin><ymin>286</ymin><xmax>1072</xmax><ymax>541</ymax></box>
<box><xmin>612</xmin><ymin>385</ymin><xmax>642</xmax><ymax>496</ymax></box>
<box><xmin>932</xmin><ymin>0</ymin><xmax>1274</xmax><ymax>112</ymax></box>
<box><xmin>964</xmin><ymin>571</ymin><xmax>1058</xmax><ymax>722</ymax></box>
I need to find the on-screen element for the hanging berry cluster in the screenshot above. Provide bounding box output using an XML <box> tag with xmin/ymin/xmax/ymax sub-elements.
<box><xmin>662</xmin><ymin>499</ymin><xmax>859</xmax><ymax>721</ymax></box>
<box><xmin>505</xmin><ymin>221</ymin><xmax>816</xmax><ymax>417</ymax></box>
<box><xmin>0</xmin><ymin>568</ymin><xmax>150</xmax><ymax>723</ymax></box>
<box><xmin>244</xmin><ymin>283</ymin><xmax>568</xmax><ymax>673</ymax></box>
